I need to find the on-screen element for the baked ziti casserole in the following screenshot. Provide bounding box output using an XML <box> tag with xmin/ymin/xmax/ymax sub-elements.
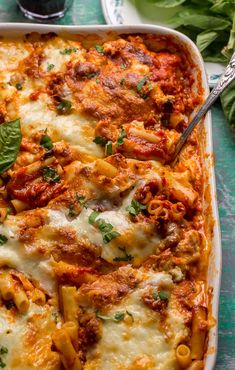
<box><xmin>0</xmin><ymin>31</ymin><xmax>212</xmax><ymax>370</ymax></box>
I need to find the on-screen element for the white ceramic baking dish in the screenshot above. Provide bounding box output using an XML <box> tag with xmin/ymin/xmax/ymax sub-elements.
<box><xmin>0</xmin><ymin>23</ymin><xmax>221</xmax><ymax>370</ymax></box>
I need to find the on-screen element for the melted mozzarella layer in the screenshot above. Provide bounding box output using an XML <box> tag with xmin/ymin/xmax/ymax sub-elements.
<box><xmin>0</xmin><ymin>302</ymin><xmax>60</xmax><ymax>370</ymax></box>
<box><xmin>48</xmin><ymin>202</ymin><xmax>160</xmax><ymax>265</ymax></box>
<box><xmin>0</xmin><ymin>41</ymin><xmax>30</xmax><ymax>71</ymax></box>
<box><xmin>85</xmin><ymin>272</ymin><xmax>186</xmax><ymax>370</ymax></box>
<box><xmin>0</xmin><ymin>220</ymin><xmax>56</xmax><ymax>295</ymax></box>
<box><xmin>19</xmin><ymin>93</ymin><xmax>103</xmax><ymax>157</ymax></box>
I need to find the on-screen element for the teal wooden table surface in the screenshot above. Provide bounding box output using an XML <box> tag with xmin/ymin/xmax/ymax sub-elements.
<box><xmin>0</xmin><ymin>1</ymin><xmax>235</xmax><ymax>369</ymax></box>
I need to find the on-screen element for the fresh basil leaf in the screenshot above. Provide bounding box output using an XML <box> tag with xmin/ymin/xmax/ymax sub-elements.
<box><xmin>40</xmin><ymin>134</ymin><xmax>53</xmax><ymax>150</ymax></box>
<box><xmin>113</xmin><ymin>247</ymin><xmax>134</xmax><ymax>262</ymax></box>
<box><xmin>105</xmin><ymin>141</ymin><xmax>113</xmax><ymax>155</ymax></box>
<box><xmin>56</xmin><ymin>100</ymin><xmax>72</xmax><ymax>114</ymax></box>
<box><xmin>170</xmin><ymin>12</ymin><xmax>231</xmax><ymax>30</ymax></box>
<box><xmin>0</xmin><ymin>119</ymin><xmax>22</xmax><ymax>174</ymax></box>
<box><xmin>93</xmin><ymin>136</ymin><xmax>107</xmax><ymax>146</ymax></box>
<box><xmin>210</xmin><ymin>0</ymin><xmax>235</xmax><ymax>20</ymax></box>
<box><xmin>147</xmin><ymin>0</ymin><xmax>186</xmax><ymax>7</ymax></box>
<box><xmin>221</xmin><ymin>79</ymin><xmax>235</xmax><ymax>128</ymax></box>
<box><xmin>103</xmin><ymin>230</ymin><xmax>120</xmax><ymax>244</ymax></box>
<box><xmin>117</xmin><ymin>127</ymin><xmax>126</xmax><ymax>146</ymax></box>
<box><xmin>114</xmin><ymin>311</ymin><xmax>125</xmax><ymax>322</ymax></box>
<box><xmin>88</xmin><ymin>211</ymin><xmax>100</xmax><ymax>224</ymax></box>
<box><xmin>0</xmin><ymin>235</ymin><xmax>7</xmax><ymax>246</ymax></box>
<box><xmin>42</xmin><ymin>166</ymin><xmax>60</xmax><ymax>183</ymax></box>
<box><xmin>200</xmin><ymin>30</ymin><xmax>230</xmax><ymax>63</ymax></box>
<box><xmin>196</xmin><ymin>30</ymin><xmax>219</xmax><ymax>52</ymax></box>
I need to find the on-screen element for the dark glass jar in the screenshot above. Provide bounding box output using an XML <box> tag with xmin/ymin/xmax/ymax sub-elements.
<box><xmin>17</xmin><ymin>0</ymin><xmax>73</xmax><ymax>20</ymax></box>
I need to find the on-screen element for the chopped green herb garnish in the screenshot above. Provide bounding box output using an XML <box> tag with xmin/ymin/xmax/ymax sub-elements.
<box><xmin>97</xmin><ymin>219</ymin><xmax>113</xmax><ymax>234</ymax></box>
<box><xmin>96</xmin><ymin>310</ymin><xmax>111</xmax><ymax>321</ymax></box>
<box><xmin>0</xmin><ymin>347</ymin><xmax>7</xmax><ymax>356</ymax></box>
<box><xmin>97</xmin><ymin>219</ymin><xmax>120</xmax><ymax>244</ymax></box>
<box><xmin>120</xmin><ymin>77</ymin><xmax>126</xmax><ymax>87</ymax></box>
<box><xmin>68</xmin><ymin>204</ymin><xmax>77</xmax><ymax>218</ymax></box>
<box><xmin>114</xmin><ymin>311</ymin><xmax>125</xmax><ymax>322</ymax></box>
<box><xmin>96</xmin><ymin>310</ymin><xmax>128</xmax><ymax>323</ymax></box>
<box><xmin>47</xmin><ymin>63</ymin><xmax>55</xmax><ymax>71</ymax></box>
<box><xmin>113</xmin><ymin>247</ymin><xmax>134</xmax><ymax>262</ymax></box>
<box><xmin>86</xmin><ymin>72</ymin><xmax>98</xmax><ymax>79</ymax></box>
<box><xmin>120</xmin><ymin>63</ymin><xmax>127</xmax><ymax>70</ymax></box>
<box><xmin>117</xmin><ymin>126</ymin><xmax>126</xmax><ymax>146</ymax></box>
<box><xmin>88</xmin><ymin>211</ymin><xmax>100</xmax><ymax>225</ymax></box>
<box><xmin>126</xmin><ymin>199</ymin><xmax>146</xmax><ymax>216</ymax></box>
<box><xmin>0</xmin><ymin>358</ymin><xmax>6</xmax><ymax>368</ymax></box>
<box><xmin>15</xmin><ymin>83</ymin><xmax>22</xmax><ymax>91</ymax></box>
<box><xmin>76</xmin><ymin>194</ymin><xmax>87</xmax><ymax>206</ymax></box>
<box><xmin>158</xmin><ymin>291</ymin><xmax>170</xmax><ymax>301</ymax></box>
<box><xmin>137</xmin><ymin>77</ymin><xmax>147</xmax><ymax>93</ymax></box>
<box><xmin>95</xmin><ymin>45</ymin><xmax>104</xmax><ymax>54</ymax></box>
<box><xmin>96</xmin><ymin>79</ymin><xmax>100</xmax><ymax>84</ymax></box>
<box><xmin>56</xmin><ymin>100</ymin><xmax>72</xmax><ymax>114</ymax></box>
<box><xmin>152</xmin><ymin>291</ymin><xmax>159</xmax><ymax>300</ymax></box>
<box><xmin>2</xmin><ymin>208</ymin><xmax>10</xmax><ymax>222</ymax></box>
<box><xmin>93</xmin><ymin>136</ymin><xmax>107</xmax><ymax>146</ymax></box>
<box><xmin>89</xmin><ymin>213</ymin><xmax>120</xmax><ymax>243</ymax></box>
<box><xmin>42</xmin><ymin>166</ymin><xmax>60</xmax><ymax>183</ymax></box>
<box><xmin>153</xmin><ymin>290</ymin><xmax>170</xmax><ymax>301</ymax></box>
<box><xmin>105</xmin><ymin>141</ymin><xmax>113</xmax><ymax>155</ymax></box>
<box><xmin>102</xmin><ymin>230</ymin><xmax>120</xmax><ymax>244</ymax></box>
<box><xmin>40</xmin><ymin>134</ymin><xmax>53</xmax><ymax>150</ymax></box>
<box><xmin>148</xmin><ymin>83</ymin><xmax>153</xmax><ymax>92</ymax></box>
<box><xmin>52</xmin><ymin>311</ymin><xmax>59</xmax><ymax>324</ymax></box>
<box><xmin>60</xmin><ymin>48</ymin><xmax>77</xmax><ymax>55</ymax></box>
<box><xmin>0</xmin><ymin>235</ymin><xmax>7</xmax><ymax>246</ymax></box>
<box><xmin>126</xmin><ymin>310</ymin><xmax>134</xmax><ymax>322</ymax></box>
<box><xmin>5</xmin><ymin>301</ymin><xmax>15</xmax><ymax>310</ymax></box>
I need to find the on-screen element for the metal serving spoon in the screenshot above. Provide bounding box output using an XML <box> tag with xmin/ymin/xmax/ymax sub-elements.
<box><xmin>172</xmin><ymin>52</ymin><xmax>235</xmax><ymax>165</ymax></box>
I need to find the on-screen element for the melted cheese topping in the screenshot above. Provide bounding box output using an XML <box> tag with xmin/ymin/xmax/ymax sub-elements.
<box><xmin>0</xmin><ymin>302</ymin><xmax>60</xmax><ymax>370</ymax></box>
<box><xmin>19</xmin><ymin>93</ymin><xmax>103</xmax><ymax>157</ymax></box>
<box><xmin>85</xmin><ymin>272</ymin><xmax>187</xmax><ymax>370</ymax></box>
<box><xmin>0</xmin><ymin>220</ymin><xmax>56</xmax><ymax>295</ymax></box>
<box><xmin>47</xmin><ymin>201</ymin><xmax>160</xmax><ymax>265</ymax></box>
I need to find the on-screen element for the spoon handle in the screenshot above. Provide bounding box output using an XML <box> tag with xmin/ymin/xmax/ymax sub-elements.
<box><xmin>172</xmin><ymin>52</ymin><xmax>235</xmax><ymax>163</ymax></box>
